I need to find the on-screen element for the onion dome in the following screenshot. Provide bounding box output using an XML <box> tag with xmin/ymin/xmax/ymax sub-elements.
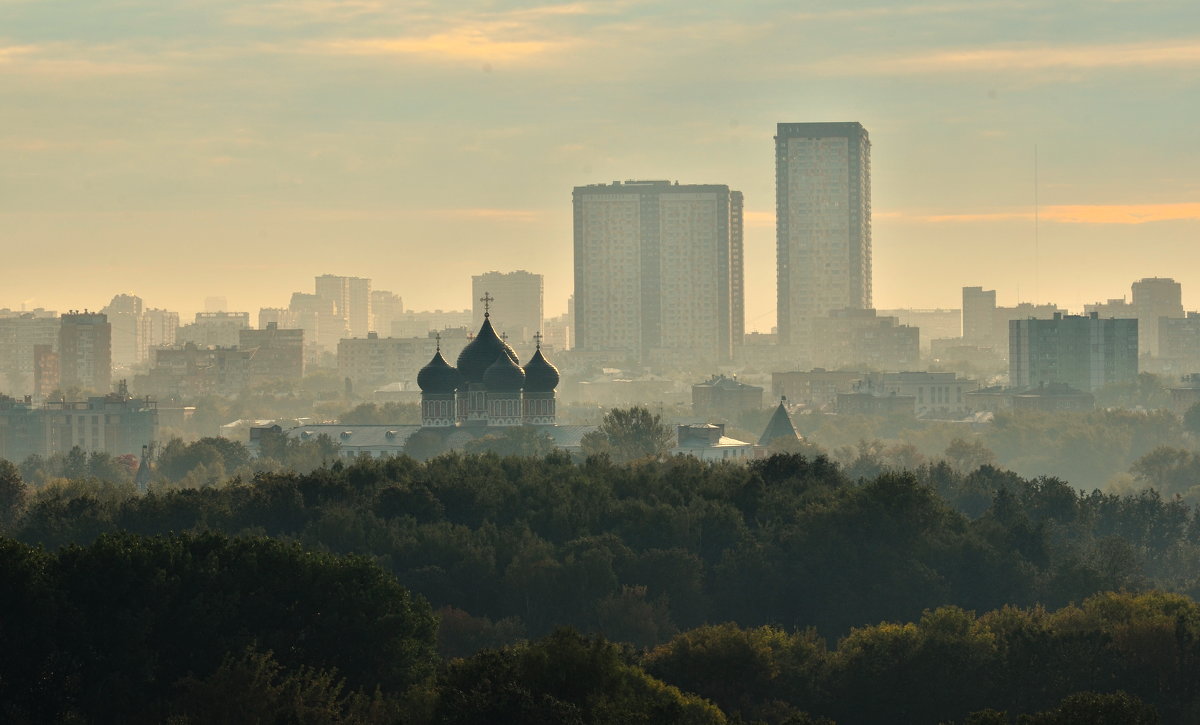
<box><xmin>456</xmin><ymin>316</ymin><xmax>519</xmax><ymax>384</ymax></box>
<box><xmin>482</xmin><ymin>352</ymin><xmax>525</xmax><ymax>393</ymax></box>
<box><xmin>522</xmin><ymin>347</ymin><xmax>560</xmax><ymax>393</ymax></box>
<box><xmin>417</xmin><ymin>349</ymin><xmax>462</xmax><ymax>394</ymax></box>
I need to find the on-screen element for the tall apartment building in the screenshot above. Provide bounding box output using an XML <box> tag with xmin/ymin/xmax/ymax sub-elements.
<box><xmin>240</xmin><ymin>323</ymin><xmax>305</xmax><ymax>385</ymax></box>
<box><xmin>1159</xmin><ymin>313</ymin><xmax>1200</xmax><ymax>374</ymax></box>
<box><xmin>730</xmin><ymin>190</ymin><xmax>745</xmax><ymax>345</ymax></box>
<box><xmin>102</xmin><ymin>294</ymin><xmax>144</xmax><ymax>368</ymax></box>
<box><xmin>1010</xmin><ymin>313</ymin><xmax>1138</xmax><ymax>392</ymax></box>
<box><xmin>315</xmin><ymin>274</ymin><xmax>372</xmax><ymax>339</ymax></box>
<box><xmin>371</xmin><ymin>290</ymin><xmax>404</xmax><ymax>335</ymax></box>
<box><xmin>59</xmin><ymin>311</ymin><xmax>112</xmax><ymax>394</ymax></box>
<box><xmin>472</xmin><ymin>271</ymin><xmax>543</xmax><ymax>344</ymax></box>
<box><xmin>962</xmin><ymin>287</ymin><xmax>997</xmax><ymax>343</ymax></box>
<box><xmin>1132</xmin><ymin>277</ymin><xmax>1184</xmax><ymax>356</ymax></box>
<box><xmin>0</xmin><ymin>309</ymin><xmax>59</xmax><ymax>393</ymax></box>
<box><xmin>776</xmin><ymin>122</ymin><xmax>871</xmax><ymax>356</ymax></box>
<box><xmin>142</xmin><ymin>308</ymin><xmax>179</xmax><ymax>355</ymax></box>
<box><xmin>573</xmin><ymin>179</ymin><xmax>742</xmax><ymax>363</ymax></box>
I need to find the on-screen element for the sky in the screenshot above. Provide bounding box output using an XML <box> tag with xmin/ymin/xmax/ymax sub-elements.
<box><xmin>2</xmin><ymin>0</ymin><xmax>1198</xmax><ymax>330</ymax></box>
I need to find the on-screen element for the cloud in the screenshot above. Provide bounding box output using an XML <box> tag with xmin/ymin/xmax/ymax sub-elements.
<box><xmin>799</xmin><ymin>38</ymin><xmax>1200</xmax><ymax>76</ymax></box>
<box><xmin>306</xmin><ymin>26</ymin><xmax>574</xmax><ymax>63</ymax></box>
<box><xmin>428</xmin><ymin>208</ymin><xmax>544</xmax><ymax>222</ymax></box>
<box><xmin>881</xmin><ymin>203</ymin><xmax>1200</xmax><ymax>225</ymax></box>
<box><xmin>0</xmin><ymin>43</ymin><xmax>163</xmax><ymax>77</ymax></box>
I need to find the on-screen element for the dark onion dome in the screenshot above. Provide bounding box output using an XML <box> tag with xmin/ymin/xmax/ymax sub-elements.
<box><xmin>482</xmin><ymin>352</ymin><xmax>526</xmax><ymax>393</ymax></box>
<box><xmin>522</xmin><ymin>347</ymin><xmax>560</xmax><ymax>393</ymax></box>
<box><xmin>417</xmin><ymin>349</ymin><xmax>462</xmax><ymax>394</ymax></box>
<box><xmin>456</xmin><ymin>316</ymin><xmax>519</xmax><ymax>384</ymax></box>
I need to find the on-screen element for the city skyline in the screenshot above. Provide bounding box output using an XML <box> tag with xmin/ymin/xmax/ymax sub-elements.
<box><xmin>2</xmin><ymin>1</ymin><xmax>1198</xmax><ymax>327</ymax></box>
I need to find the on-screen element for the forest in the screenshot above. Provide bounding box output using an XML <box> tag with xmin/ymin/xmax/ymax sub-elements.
<box><xmin>4</xmin><ymin>440</ymin><xmax>1200</xmax><ymax>722</ymax></box>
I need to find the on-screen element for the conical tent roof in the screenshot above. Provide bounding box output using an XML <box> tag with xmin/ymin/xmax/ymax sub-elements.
<box><xmin>758</xmin><ymin>399</ymin><xmax>799</xmax><ymax>446</ymax></box>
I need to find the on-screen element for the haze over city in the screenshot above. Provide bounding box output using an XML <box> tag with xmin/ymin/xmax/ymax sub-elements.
<box><xmin>3</xmin><ymin>0</ymin><xmax>1198</xmax><ymax>325</ymax></box>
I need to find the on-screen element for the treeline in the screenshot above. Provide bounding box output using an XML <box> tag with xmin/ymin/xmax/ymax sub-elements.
<box><xmin>5</xmin><ymin>452</ymin><xmax>1200</xmax><ymax>649</ymax></box>
<box><xmin>0</xmin><ymin>530</ymin><xmax>1185</xmax><ymax>724</ymax></box>
<box><xmin>782</xmin><ymin>407</ymin><xmax>1195</xmax><ymax>493</ymax></box>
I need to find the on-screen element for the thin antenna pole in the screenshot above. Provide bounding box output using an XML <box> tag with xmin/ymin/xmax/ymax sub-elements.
<box><xmin>1034</xmin><ymin>144</ymin><xmax>1040</xmax><ymax>305</ymax></box>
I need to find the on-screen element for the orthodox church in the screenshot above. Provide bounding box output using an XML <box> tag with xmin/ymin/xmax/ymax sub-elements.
<box><xmin>417</xmin><ymin>299</ymin><xmax>560</xmax><ymax>430</ymax></box>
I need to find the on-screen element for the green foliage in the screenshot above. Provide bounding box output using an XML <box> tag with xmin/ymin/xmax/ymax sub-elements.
<box><xmin>0</xmin><ymin>532</ymin><xmax>438</xmax><ymax>722</ymax></box>
<box><xmin>648</xmin><ymin>594</ymin><xmax>1182</xmax><ymax>725</ymax></box>
<box><xmin>463</xmin><ymin>425</ymin><xmax>556</xmax><ymax>457</ymax></box>
<box><xmin>0</xmin><ymin>459</ymin><xmax>26</xmax><ymax>530</ymax></box>
<box><xmin>1184</xmin><ymin>403</ymin><xmax>1200</xmax><ymax>436</ymax></box>
<box><xmin>1016</xmin><ymin>691</ymin><xmax>1160</xmax><ymax>724</ymax></box>
<box><xmin>171</xmin><ymin>647</ymin><xmax>401</xmax><ymax>724</ymax></box>
<box><xmin>584</xmin><ymin>406</ymin><xmax>674</xmax><ymax>463</ymax></box>
<box><xmin>429</xmin><ymin>629</ymin><xmax>726</xmax><ymax>725</ymax></box>
<box><xmin>157</xmin><ymin>436</ymin><xmax>251</xmax><ymax>483</ymax></box>
<box><xmin>17</xmin><ymin>446</ymin><xmax>136</xmax><ymax>486</ymax></box>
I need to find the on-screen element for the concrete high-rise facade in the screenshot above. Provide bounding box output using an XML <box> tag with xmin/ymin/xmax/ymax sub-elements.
<box><xmin>730</xmin><ymin>190</ymin><xmax>745</xmax><ymax>346</ymax></box>
<box><xmin>1009</xmin><ymin>313</ymin><xmax>1138</xmax><ymax>392</ymax></box>
<box><xmin>1131</xmin><ymin>277</ymin><xmax>1183</xmax><ymax>356</ymax></box>
<box><xmin>59</xmin><ymin>311</ymin><xmax>112</xmax><ymax>394</ymax></box>
<box><xmin>962</xmin><ymin>287</ymin><xmax>997</xmax><ymax>343</ymax></box>
<box><xmin>472</xmin><ymin>271</ymin><xmax>543</xmax><ymax>345</ymax></box>
<box><xmin>776</xmin><ymin>122</ymin><xmax>872</xmax><ymax>355</ymax></box>
<box><xmin>102</xmin><ymin>294</ymin><xmax>144</xmax><ymax>368</ymax></box>
<box><xmin>371</xmin><ymin>290</ymin><xmax>404</xmax><ymax>335</ymax></box>
<box><xmin>573</xmin><ymin>180</ymin><xmax>742</xmax><ymax>363</ymax></box>
<box><xmin>314</xmin><ymin>274</ymin><xmax>372</xmax><ymax>340</ymax></box>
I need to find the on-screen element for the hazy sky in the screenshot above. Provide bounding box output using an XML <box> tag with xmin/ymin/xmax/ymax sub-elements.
<box><xmin>3</xmin><ymin>0</ymin><xmax>1197</xmax><ymax>330</ymax></box>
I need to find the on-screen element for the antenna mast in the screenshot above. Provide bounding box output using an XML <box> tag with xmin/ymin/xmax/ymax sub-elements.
<box><xmin>1034</xmin><ymin>144</ymin><xmax>1040</xmax><ymax>305</ymax></box>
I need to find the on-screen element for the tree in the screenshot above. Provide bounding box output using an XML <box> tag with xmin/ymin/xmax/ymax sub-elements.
<box><xmin>0</xmin><ymin>460</ymin><xmax>26</xmax><ymax>530</ymax></box>
<box><xmin>1184</xmin><ymin>402</ymin><xmax>1200</xmax><ymax>436</ymax></box>
<box><xmin>1017</xmin><ymin>691</ymin><xmax>1159</xmax><ymax>724</ymax></box>
<box><xmin>463</xmin><ymin>426</ymin><xmax>555</xmax><ymax>457</ymax></box>
<box><xmin>944</xmin><ymin>437</ymin><xmax>996</xmax><ymax>473</ymax></box>
<box><xmin>431</xmin><ymin>629</ymin><xmax>726</xmax><ymax>725</ymax></box>
<box><xmin>588</xmin><ymin>407</ymin><xmax>673</xmax><ymax>463</ymax></box>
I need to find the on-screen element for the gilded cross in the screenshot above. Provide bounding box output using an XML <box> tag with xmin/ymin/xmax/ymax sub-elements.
<box><xmin>480</xmin><ymin>292</ymin><xmax>494</xmax><ymax>317</ymax></box>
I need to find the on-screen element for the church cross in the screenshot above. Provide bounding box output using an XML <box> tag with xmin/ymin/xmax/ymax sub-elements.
<box><xmin>435</xmin><ymin>331</ymin><xmax>442</xmax><ymax>352</ymax></box>
<box><xmin>480</xmin><ymin>292</ymin><xmax>494</xmax><ymax>317</ymax></box>
<box><xmin>533</xmin><ymin>331</ymin><xmax>543</xmax><ymax>349</ymax></box>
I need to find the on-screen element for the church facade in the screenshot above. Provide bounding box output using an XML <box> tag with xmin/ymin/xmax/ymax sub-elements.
<box><xmin>417</xmin><ymin>303</ymin><xmax>560</xmax><ymax>430</ymax></box>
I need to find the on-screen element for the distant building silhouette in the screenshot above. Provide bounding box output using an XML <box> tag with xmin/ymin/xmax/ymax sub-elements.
<box><xmin>573</xmin><ymin>179</ymin><xmax>742</xmax><ymax>364</ymax></box>
<box><xmin>776</xmin><ymin>122</ymin><xmax>871</xmax><ymax>358</ymax></box>
<box><xmin>1132</xmin><ymin>277</ymin><xmax>1184</xmax><ymax>357</ymax></box>
<box><xmin>1010</xmin><ymin>313</ymin><xmax>1138</xmax><ymax>392</ymax></box>
<box><xmin>472</xmin><ymin>271</ymin><xmax>543</xmax><ymax>344</ymax></box>
<box><xmin>315</xmin><ymin>274</ymin><xmax>372</xmax><ymax>339</ymax></box>
<box><xmin>59</xmin><ymin>311</ymin><xmax>111</xmax><ymax>394</ymax></box>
